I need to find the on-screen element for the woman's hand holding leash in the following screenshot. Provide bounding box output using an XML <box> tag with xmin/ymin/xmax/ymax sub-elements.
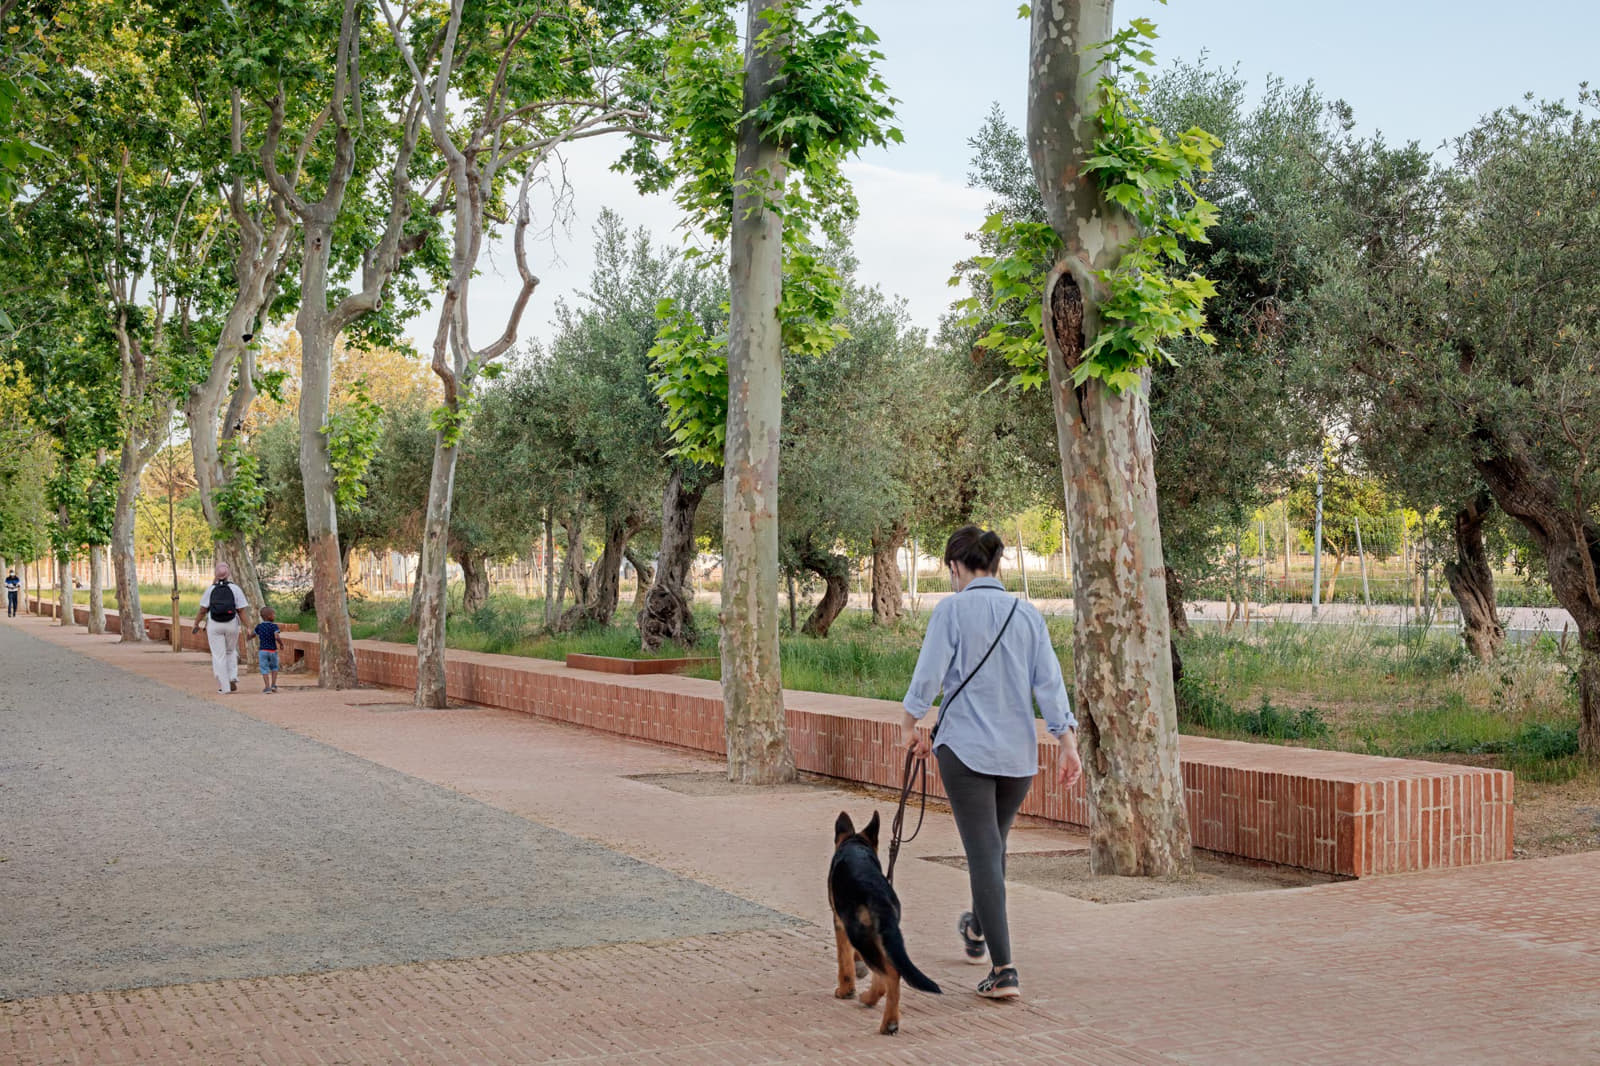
<box><xmin>899</xmin><ymin>712</ymin><xmax>932</xmax><ymax>759</ymax></box>
<box><xmin>1056</xmin><ymin>731</ymin><xmax>1083</xmax><ymax>788</ymax></box>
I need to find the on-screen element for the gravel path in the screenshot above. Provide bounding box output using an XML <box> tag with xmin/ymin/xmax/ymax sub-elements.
<box><xmin>0</xmin><ymin>623</ymin><xmax>787</xmax><ymax>1000</ymax></box>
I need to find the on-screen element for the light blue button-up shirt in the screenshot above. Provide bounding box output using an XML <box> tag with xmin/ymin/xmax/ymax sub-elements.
<box><xmin>903</xmin><ymin>578</ymin><xmax>1076</xmax><ymax>778</ymax></box>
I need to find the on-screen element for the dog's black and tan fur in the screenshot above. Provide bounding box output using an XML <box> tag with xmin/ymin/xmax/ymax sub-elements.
<box><xmin>828</xmin><ymin>811</ymin><xmax>941</xmax><ymax>1034</ymax></box>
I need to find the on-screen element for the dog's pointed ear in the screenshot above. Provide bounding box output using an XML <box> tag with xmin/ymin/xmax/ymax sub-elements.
<box><xmin>863</xmin><ymin>811</ymin><xmax>881</xmax><ymax>851</ymax></box>
<box><xmin>834</xmin><ymin>810</ymin><xmax>855</xmax><ymax>846</ymax></box>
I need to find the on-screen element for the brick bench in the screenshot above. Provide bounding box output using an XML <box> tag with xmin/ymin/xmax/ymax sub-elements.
<box><xmin>263</xmin><ymin>630</ymin><xmax>1512</xmax><ymax>878</ymax></box>
<box><xmin>29</xmin><ymin>598</ymin><xmax>300</xmax><ymax>655</ymax></box>
<box><xmin>26</xmin><ymin>595</ymin><xmax>1512</xmax><ymax>876</ymax></box>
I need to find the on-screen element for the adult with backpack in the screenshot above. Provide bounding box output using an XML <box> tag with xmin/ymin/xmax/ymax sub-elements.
<box><xmin>191</xmin><ymin>562</ymin><xmax>252</xmax><ymax>694</ymax></box>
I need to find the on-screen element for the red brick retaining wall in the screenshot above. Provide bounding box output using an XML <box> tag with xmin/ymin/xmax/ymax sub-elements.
<box><xmin>29</xmin><ymin>596</ymin><xmax>1514</xmax><ymax>877</ymax></box>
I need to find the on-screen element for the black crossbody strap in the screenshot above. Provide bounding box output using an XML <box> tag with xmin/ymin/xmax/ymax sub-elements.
<box><xmin>931</xmin><ymin>598</ymin><xmax>1020</xmax><ymax>743</ymax></box>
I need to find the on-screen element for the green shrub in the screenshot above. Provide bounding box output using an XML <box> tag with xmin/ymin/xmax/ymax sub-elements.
<box><xmin>1176</xmin><ymin>675</ymin><xmax>1329</xmax><ymax>741</ymax></box>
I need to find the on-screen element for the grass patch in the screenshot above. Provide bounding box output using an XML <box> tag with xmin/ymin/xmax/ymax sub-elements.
<box><xmin>1177</xmin><ymin>677</ymin><xmax>1330</xmax><ymax>741</ymax></box>
<box><xmin>72</xmin><ymin>582</ymin><xmax>1585</xmax><ymax>781</ymax></box>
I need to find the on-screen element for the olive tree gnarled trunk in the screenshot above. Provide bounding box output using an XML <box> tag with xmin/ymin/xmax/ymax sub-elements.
<box><xmin>1030</xmin><ymin>0</ymin><xmax>1192</xmax><ymax>876</ymax></box>
<box><xmin>1443</xmin><ymin>490</ymin><xmax>1504</xmax><ymax>662</ymax></box>
<box><xmin>1473</xmin><ymin>441</ymin><xmax>1600</xmax><ymax>754</ymax></box>
<box><xmin>456</xmin><ymin>548</ymin><xmax>489</xmax><ymax>615</ymax></box>
<box><xmin>869</xmin><ymin>523</ymin><xmax>906</xmax><ymax>626</ymax></box>
<box><xmin>641</xmin><ymin>466</ymin><xmax>707</xmax><ymax>651</ymax></box>
<box><xmin>558</xmin><ymin>512</ymin><xmax>645</xmax><ymax>632</ymax></box>
<box><xmin>798</xmin><ymin>540</ymin><xmax>850</xmax><ymax>638</ymax></box>
<box><xmin>625</xmin><ymin>546</ymin><xmax>653</xmax><ymax>612</ymax></box>
<box><xmin>721</xmin><ymin>0</ymin><xmax>795</xmax><ymax>784</ymax></box>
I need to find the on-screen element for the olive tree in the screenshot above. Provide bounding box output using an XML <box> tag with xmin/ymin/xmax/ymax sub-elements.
<box><xmin>1321</xmin><ymin>96</ymin><xmax>1600</xmax><ymax>751</ymax></box>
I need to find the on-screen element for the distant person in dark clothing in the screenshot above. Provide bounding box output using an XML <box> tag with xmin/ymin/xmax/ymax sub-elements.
<box><xmin>252</xmin><ymin>606</ymin><xmax>281</xmax><ymax>693</ymax></box>
<box><xmin>5</xmin><ymin>570</ymin><xmax>19</xmax><ymax>617</ymax></box>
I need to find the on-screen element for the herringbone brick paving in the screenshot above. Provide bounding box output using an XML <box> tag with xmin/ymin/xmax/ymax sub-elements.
<box><xmin>5</xmin><ymin>616</ymin><xmax>1598</xmax><ymax>1065</ymax></box>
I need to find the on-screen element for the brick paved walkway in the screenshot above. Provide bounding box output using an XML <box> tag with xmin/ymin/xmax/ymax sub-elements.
<box><xmin>4</xmin><ymin>616</ymin><xmax>1598</xmax><ymax>1065</ymax></box>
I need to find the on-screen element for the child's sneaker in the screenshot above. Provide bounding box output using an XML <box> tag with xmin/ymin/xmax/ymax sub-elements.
<box><xmin>957</xmin><ymin>911</ymin><xmax>987</xmax><ymax>964</ymax></box>
<box><xmin>976</xmin><ymin>966</ymin><xmax>1020</xmax><ymax>1000</ymax></box>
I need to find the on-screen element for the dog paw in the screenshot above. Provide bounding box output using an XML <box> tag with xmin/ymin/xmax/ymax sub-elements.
<box><xmin>879</xmin><ymin>1019</ymin><xmax>899</xmax><ymax>1036</ymax></box>
<box><xmin>833</xmin><ymin>984</ymin><xmax>855</xmax><ymax>1000</ymax></box>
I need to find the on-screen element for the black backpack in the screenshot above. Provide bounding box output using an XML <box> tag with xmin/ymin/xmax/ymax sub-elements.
<box><xmin>208</xmin><ymin>580</ymin><xmax>237</xmax><ymax>623</ymax></box>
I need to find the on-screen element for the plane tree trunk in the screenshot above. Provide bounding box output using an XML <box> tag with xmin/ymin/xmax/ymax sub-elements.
<box><xmin>260</xmin><ymin>0</ymin><xmax>425</xmax><ymax>689</ymax></box>
<box><xmin>87</xmin><ymin>545</ymin><xmax>105</xmax><ymax>634</ymax></box>
<box><xmin>186</xmin><ymin>91</ymin><xmax>291</xmax><ymax>624</ymax></box>
<box><xmin>722</xmin><ymin>0</ymin><xmax>795</xmax><ymax>784</ymax></box>
<box><xmin>413</xmin><ymin>435</ymin><xmax>460</xmax><ymax>707</ymax></box>
<box><xmin>1030</xmin><ymin>0</ymin><xmax>1193</xmax><ymax>876</ymax></box>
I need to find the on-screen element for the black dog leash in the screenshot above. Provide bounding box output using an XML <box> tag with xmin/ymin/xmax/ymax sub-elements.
<box><xmin>886</xmin><ymin>599</ymin><xmax>1020</xmax><ymax>885</ymax></box>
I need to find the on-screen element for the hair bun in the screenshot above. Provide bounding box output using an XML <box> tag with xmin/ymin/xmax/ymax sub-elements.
<box><xmin>942</xmin><ymin>524</ymin><xmax>1006</xmax><ymax>575</ymax></box>
<box><xmin>978</xmin><ymin>531</ymin><xmax>1004</xmax><ymax>569</ymax></box>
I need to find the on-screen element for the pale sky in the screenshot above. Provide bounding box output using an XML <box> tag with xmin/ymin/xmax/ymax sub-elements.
<box><xmin>425</xmin><ymin>0</ymin><xmax>1600</xmax><ymax>349</ymax></box>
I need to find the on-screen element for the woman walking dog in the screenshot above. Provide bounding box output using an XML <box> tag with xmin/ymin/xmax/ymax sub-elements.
<box><xmin>901</xmin><ymin>525</ymin><xmax>1081</xmax><ymax>1001</ymax></box>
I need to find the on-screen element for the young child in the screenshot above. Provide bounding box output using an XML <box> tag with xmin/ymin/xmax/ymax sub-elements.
<box><xmin>252</xmin><ymin>607</ymin><xmax>282</xmax><ymax>693</ymax></box>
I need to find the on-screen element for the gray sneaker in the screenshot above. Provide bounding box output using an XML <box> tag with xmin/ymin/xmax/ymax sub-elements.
<box><xmin>958</xmin><ymin>911</ymin><xmax>988</xmax><ymax>964</ymax></box>
<box><xmin>977</xmin><ymin>966</ymin><xmax>1020</xmax><ymax>1000</ymax></box>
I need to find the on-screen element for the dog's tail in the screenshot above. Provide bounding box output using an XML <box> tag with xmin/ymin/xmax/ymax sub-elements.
<box><xmin>881</xmin><ymin>925</ymin><xmax>941</xmax><ymax>994</ymax></box>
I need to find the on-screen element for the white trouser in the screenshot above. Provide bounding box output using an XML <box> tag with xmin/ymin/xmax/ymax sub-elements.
<box><xmin>206</xmin><ymin>617</ymin><xmax>242</xmax><ymax>688</ymax></box>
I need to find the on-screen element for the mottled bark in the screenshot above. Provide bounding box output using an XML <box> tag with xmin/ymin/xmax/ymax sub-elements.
<box><xmin>186</xmin><ymin>93</ymin><xmax>289</xmax><ymax>622</ymax></box>
<box><xmin>297</xmin><ymin>298</ymin><xmax>359</xmax><ymax>688</ymax></box>
<box><xmin>721</xmin><ymin>0</ymin><xmax>795</xmax><ymax>784</ymax></box>
<box><xmin>799</xmin><ymin>542</ymin><xmax>851</xmax><ymax>638</ymax></box>
<box><xmin>414</xmin><ymin>434</ymin><xmax>460</xmax><ymax>708</ymax></box>
<box><xmin>1473</xmin><ymin>439</ymin><xmax>1600</xmax><ymax>754</ymax></box>
<box><xmin>869</xmin><ymin>524</ymin><xmax>906</xmax><ymax>625</ymax></box>
<box><xmin>110</xmin><ymin>418</ymin><xmax>148</xmax><ymax>642</ymax></box>
<box><xmin>641</xmin><ymin>469</ymin><xmax>707</xmax><ymax>651</ymax></box>
<box><xmin>1030</xmin><ymin>0</ymin><xmax>1192</xmax><ymax>875</ymax></box>
<box><xmin>54</xmin><ymin>502</ymin><xmax>73</xmax><ymax>625</ymax></box>
<box><xmin>86</xmin><ymin>545</ymin><xmax>105</xmax><ymax>634</ymax></box>
<box><xmin>260</xmin><ymin>0</ymin><xmax>424</xmax><ymax>689</ymax></box>
<box><xmin>1443</xmin><ymin>491</ymin><xmax>1504</xmax><ymax>662</ymax></box>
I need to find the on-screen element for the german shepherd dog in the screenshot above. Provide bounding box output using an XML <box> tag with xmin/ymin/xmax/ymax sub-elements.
<box><xmin>829</xmin><ymin>810</ymin><xmax>941</xmax><ymax>1034</ymax></box>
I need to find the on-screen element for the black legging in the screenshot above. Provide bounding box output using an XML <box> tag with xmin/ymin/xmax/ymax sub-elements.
<box><xmin>936</xmin><ymin>745</ymin><xmax>1032</xmax><ymax>969</ymax></box>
